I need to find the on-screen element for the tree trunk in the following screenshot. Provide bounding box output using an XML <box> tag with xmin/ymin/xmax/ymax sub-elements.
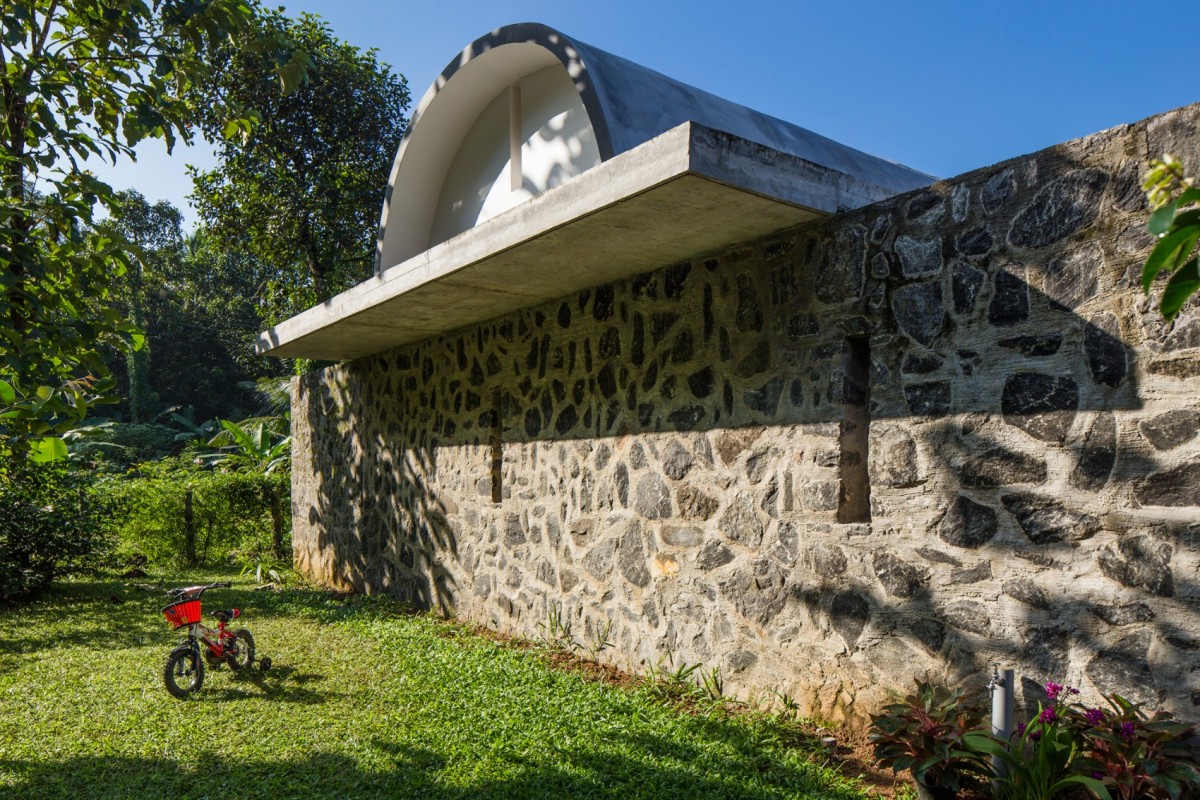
<box><xmin>5</xmin><ymin>93</ymin><xmax>29</xmax><ymax>339</ymax></box>
<box><xmin>127</xmin><ymin>259</ymin><xmax>152</xmax><ymax>422</ymax></box>
<box><xmin>298</xmin><ymin>212</ymin><xmax>327</xmax><ymax>301</ymax></box>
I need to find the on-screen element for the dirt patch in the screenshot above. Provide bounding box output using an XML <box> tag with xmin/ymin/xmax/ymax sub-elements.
<box><xmin>824</xmin><ymin>726</ymin><xmax>912</xmax><ymax>798</ymax></box>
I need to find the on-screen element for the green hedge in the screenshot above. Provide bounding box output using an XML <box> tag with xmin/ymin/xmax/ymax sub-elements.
<box><xmin>108</xmin><ymin>457</ymin><xmax>290</xmax><ymax>568</ymax></box>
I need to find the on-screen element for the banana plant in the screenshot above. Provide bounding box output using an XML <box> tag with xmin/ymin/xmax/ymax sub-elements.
<box><xmin>203</xmin><ymin>418</ymin><xmax>290</xmax><ymax>475</ymax></box>
<box><xmin>158</xmin><ymin>406</ymin><xmax>219</xmax><ymax>445</ymax></box>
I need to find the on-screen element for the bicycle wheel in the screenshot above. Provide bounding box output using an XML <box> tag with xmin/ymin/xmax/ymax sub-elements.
<box><xmin>163</xmin><ymin>645</ymin><xmax>204</xmax><ymax>698</ymax></box>
<box><xmin>225</xmin><ymin>628</ymin><xmax>255</xmax><ymax>671</ymax></box>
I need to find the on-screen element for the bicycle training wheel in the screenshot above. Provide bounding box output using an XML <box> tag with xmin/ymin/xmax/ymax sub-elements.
<box><xmin>225</xmin><ymin>629</ymin><xmax>255</xmax><ymax>671</ymax></box>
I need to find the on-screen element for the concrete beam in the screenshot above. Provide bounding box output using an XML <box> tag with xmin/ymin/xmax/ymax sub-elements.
<box><xmin>256</xmin><ymin>122</ymin><xmax>928</xmax><ymax>361</ymax></box>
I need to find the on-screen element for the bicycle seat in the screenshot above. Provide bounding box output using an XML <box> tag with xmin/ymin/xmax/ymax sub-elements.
<box><xmin>210</xmin><ymin>609</ymin><xmax>240</xmax><ymax>622</ymax></box>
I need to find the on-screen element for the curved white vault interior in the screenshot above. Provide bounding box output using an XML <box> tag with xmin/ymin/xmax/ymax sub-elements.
<box><xmin>379</xmin><ymin>42</ymin><xmax>602</xmax><ymax>271</ymax></box>
<box><xmin>430</xmin><ymin>65</ymin><xmax>601</xmax><ymax>251</ymax></box>
<box><xmin>258</xmin><ymin>24</ymin><xmax>935</xmax><ymax>361</ymax></box>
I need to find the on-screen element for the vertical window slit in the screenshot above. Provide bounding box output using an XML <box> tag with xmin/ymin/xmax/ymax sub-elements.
<box><xmin>837</xmin><ymin>335</ymin><xmax>871</xmax><ymax>523</ymax></box>
<box><xmin>490</xmin><ymin>389</ymin><xmax>503</xmax><ymax>504</ymax></box>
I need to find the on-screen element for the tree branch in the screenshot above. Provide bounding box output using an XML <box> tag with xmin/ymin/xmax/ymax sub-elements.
<box><xmin>32</xmin><ymin>1</ymin><xmax>60</xmax><ymax>59</ymax></box>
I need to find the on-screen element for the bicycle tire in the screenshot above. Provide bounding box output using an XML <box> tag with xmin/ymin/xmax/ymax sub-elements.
<box><xmin>163</xmin><ymin>644</ymin><xmax>204</xmax><ymax>698</ymax></box>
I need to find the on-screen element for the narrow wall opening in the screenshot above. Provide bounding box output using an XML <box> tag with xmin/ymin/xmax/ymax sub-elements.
<box><xmin>490</xmin><ymin>389</ymin><xmax>503</xmax><ymax>504</ymax></box>
<box><xmin>837</xmin><ymin>335</ymin><xmax>871</xmax><ymax>523</ymax></box>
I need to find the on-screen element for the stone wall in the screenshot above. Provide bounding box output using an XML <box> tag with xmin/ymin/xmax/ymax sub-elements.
<box><xmin>292</xmin><ymin>103</ymin><xmax>1200</xmax><ymax>726</ymax></box>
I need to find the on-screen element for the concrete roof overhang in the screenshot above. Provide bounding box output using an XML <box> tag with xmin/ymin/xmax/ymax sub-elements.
<box><xmin>255</xmin><ymin>122</ymin><xmax>925</xmax><ymax>361</ymax></box>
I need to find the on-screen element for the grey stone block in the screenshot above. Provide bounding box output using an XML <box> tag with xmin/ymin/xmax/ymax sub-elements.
<box><xmin>936</xmin><ymin>495</ymin><xmax>999</xmax><ymax>549</ymax></box>
<box><xmin>1139</xmin><ymin>410</ymin><xmax>1200</xmax><ymax>451</ymax></box>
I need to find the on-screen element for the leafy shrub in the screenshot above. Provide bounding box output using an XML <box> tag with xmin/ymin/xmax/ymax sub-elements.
<box><xmin>873</xmin><ymin>679</ymin><xmax>1200</xmax><ymax>800</ymax></box>
<box><xmin>0</xmin><ymin>461</ymin><xmax>116</xmax><ymax>600</ymax></box>
<box><xmin>868</xmin><ymin>680</ymin><xmax>989</xmax><ymax>796</ymax></box>
<box><xmin>108</xmin><ymin>456</ymin><xmax>290</xmax><ymax>568</ymax></box>
<box><xmin>1071</xmin><ymin>693</ymin><xmax>1199</xmax><ymax>800</ymax></box>
<box><xmin>93</xmin><ymin>422</ymin><xmax>179</xmax><ymax>465</ymax></box>
<box><xmin>1142</xmin><ymin>155</ymin><xmax>1200</xmax><ymax>320</ymax></box>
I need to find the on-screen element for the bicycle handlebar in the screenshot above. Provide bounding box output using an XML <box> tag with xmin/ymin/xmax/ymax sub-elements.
<box><xmin>166</xmin><ymin>581</ymin><xmax>232</xmax><ymax>597</ymax></box>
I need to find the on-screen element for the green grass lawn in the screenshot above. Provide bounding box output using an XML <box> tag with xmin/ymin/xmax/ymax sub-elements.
<box><xmin>0</xmin><ymin>572</ymin><xmax>876</xmax><ymax>799</ymax></box>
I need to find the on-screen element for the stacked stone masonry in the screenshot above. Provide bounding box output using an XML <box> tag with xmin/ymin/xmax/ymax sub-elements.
<box><xmin>293</xmin><ymin>103</ymin><xmax>1200</xmax><ymax>726</ymax></box>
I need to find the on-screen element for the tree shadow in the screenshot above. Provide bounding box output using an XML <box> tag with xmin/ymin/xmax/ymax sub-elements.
<box><xmin>0</xmin><ymin>724</ymin><xmax>868</xmax><ymax>800</ymax></box>
<box><xmin>292</xmin><ymin>114</ymin><xmax>1200</xmax><ymax>722</ymax></box>
<box><xmin>297</xmin><ymin>373</ymin><xmax>460</xmax><ymax>614</ymax></box>
<box><xmin>203</xmin><ymin>663</ymin><xmax>329</xmax><ymax>705</ymax></box>
<box><xmin>0</xmin><ymin>577</ymin><xmax>178</xmax><ymax>663</ymax></box>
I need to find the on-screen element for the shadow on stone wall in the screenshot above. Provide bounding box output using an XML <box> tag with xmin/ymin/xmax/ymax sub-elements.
<box><xmin>300</xmin><ymin>375</ymin><xmax>460</xmax><ymax>615</ymax></box>
<box><xmin>294</xmin><ymin>110</ymin><xmax>1200</xmax><ymax>721</ymax></box>
<box><xmin>793</xmin><ymin>406</ymin><xmax>1200</xmax><ymax>714</ymax></box>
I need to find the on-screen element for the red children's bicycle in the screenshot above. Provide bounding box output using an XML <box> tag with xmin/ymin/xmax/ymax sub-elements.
<box><xmin>160</xmin><ymin>581</ymin><xmax>270</xmax><ymax>698</ymax></box>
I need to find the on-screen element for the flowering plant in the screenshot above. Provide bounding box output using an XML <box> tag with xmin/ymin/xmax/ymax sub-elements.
<box><xmin>1142</xmin><ymin>154</ymin><xmax>1200</xmax><ymax>320</ymax></box>
<box><xmin>1070</xmin><ymin>693</ymin><xmax>1200</xmax><ymax>800</ymax></box>
<box><xmin>969</xmin><ymin>683</ymin><xmax>1109</xmax><ymax>800</ymax></box>
<box><xmin>876</xmin><ymin>678</ymin><xmax>1199</xmax><ymax>800</ymax></box>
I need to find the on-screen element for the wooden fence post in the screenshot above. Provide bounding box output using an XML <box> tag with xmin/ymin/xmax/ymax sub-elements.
<box><xmin>183</xmin><ymin>488</ymin><xmax>196</xmax><ymax>566</ymax></box>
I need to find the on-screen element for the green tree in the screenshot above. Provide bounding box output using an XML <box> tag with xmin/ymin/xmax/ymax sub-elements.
<box><xmin>1143</xmin><ymin>155</ymin><xmax>1200</xmax><ymax>320</ymax></box>
<box><xmin>190</xmin><ymin>10</ymin><xmax>409</xmax><ymax>314</ymax></box>
<box><xmin>145</xmin><ymin>227</ymin><xmax>288</xmax><ymax>421</ymax></box>
<box><xmin>102</xmin><ymin>196</ymin><xmax>287</xmax><ymax>425</ymax></box>
<box><xmin>0</xmin><ymin>0</ymin><xmax>307</xmax><ymax>462</ymax></box>
<box><xmin>106</xmin><ymin>191</ymin><xmax>184</xmax><ymax>422</ymax></box>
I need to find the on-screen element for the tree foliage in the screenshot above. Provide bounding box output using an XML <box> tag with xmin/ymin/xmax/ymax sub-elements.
<box><xmin>102</xmin><ymin>194</ymin><xmax>288</xmax><ymax>424</ymax></box>
<box><xmin>1143</xmin><ymin>155</ymin><xmax>1200</xmax><ymax>320</ymax></box>
<box><xmin>190</xmin><ymin>10</ymin><xmax>409</xmax><ymax>314</ymax></box>
<box><xmin>0</xmin><ymin>461</ymin><xmax>117</xmax><ymax>600</ymax></box>
<box><xmin>0</xmin><ymin>0</ymin><xmax>306</xmax><ymax>462</ymax></box>
<box><xmin>105</xmin><ymin>191</ymin><xmax>184</xmax><ymax>422</ymax></box>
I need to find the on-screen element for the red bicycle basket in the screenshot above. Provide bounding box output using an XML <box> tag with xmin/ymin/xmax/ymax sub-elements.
<box><xmin>162</xmin><ymin>599</ymin><xmax>202</xmax><ymax>628</ymax></box>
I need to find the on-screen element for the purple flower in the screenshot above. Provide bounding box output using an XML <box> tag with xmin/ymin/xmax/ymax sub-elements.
<box><xmin>1030</xmin><ymin>728</ymin><xmax>1043</xmax><ymax>742</ymax></box>
<box><xmin>1119</xmin><ymin>722</ymin><xmax>1135</xmax><ymax>740</ymax></box>
<box><xmin>1092</xmin><ymin>771</ymin><xmax>1104</xmax><ymax>780</ymax></box>
<box><xmin>1045</xmin><ymin>682</ymin><xmax>1064</xmax><ymax>701</ymax></box>
<box><xmin>1084</xmin><ymin>708</ymin><xmax>1105</xmax><ymax>726</ymax></box>
<box><xmin>1040</xmin><ymin>707</ymin><xmax>1059</xmax><ymax>724</ymax></box>
<box><xmin>1016</xmin><ymin>722</ymin><xmax>1027</xmax><ymax>737</ymax></box>
<box><xmin>1069</xmin><ymin>687</ymin><xmax>1081</xmax><ymax>695</ymax></box>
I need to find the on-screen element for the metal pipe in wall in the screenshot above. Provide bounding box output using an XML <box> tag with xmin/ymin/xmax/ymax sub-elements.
<box><xmin>989</xmin><ymin>666</ymin><xmax>1014</xmax><ymax>779</ymax></box>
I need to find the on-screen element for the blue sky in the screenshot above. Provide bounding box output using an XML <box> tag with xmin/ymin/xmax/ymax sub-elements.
<box><xmin>96</xmin><ymin>0</ymin><xmax>1200</xmax><ymax>226</ymax></box>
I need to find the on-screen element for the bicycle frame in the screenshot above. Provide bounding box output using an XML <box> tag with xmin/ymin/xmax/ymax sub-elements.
<box><xmin>161</xmin><ymin>581</ymin><xmax>265</xmax><ymax>698</ymax></box>
<box><xmin>181</xmin><ymin>615</ymin><xmax>239</xmax><ymax>660</ymax></box>
<box><xmin>166</xmin><ymin>583</ymin><xmax>241</xmax><ymax>661</ymax></box>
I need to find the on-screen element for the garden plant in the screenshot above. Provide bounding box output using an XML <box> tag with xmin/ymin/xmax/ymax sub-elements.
<box><xmin>870</xmin><ymin>679</ymin><xmax>1200</xmax><ymax>800</ymax></box>
<box><xmin>1143</xmin><ymin>155</ymin><xmax>1200</xmax><ymax>320</ymax></box>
